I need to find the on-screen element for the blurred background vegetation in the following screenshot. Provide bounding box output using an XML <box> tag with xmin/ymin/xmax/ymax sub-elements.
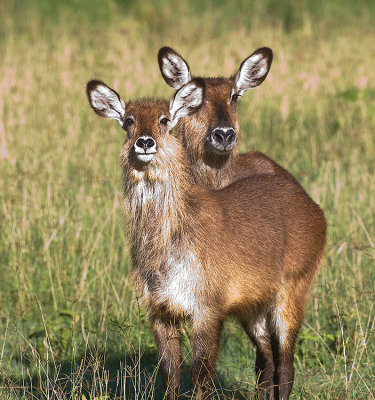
<box><xmin>0</xmin><ymin>0</ymin><xmax>374</xmax><ymax>398</ymax></box>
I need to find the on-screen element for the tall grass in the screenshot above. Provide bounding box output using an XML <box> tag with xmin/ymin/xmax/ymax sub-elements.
<box><xmin>0</xmin><ymin>0</ymin><xmax>374</xmax><ymax>398</ymax></box>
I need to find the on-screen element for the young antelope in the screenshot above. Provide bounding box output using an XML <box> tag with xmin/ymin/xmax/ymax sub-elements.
<box><xmin>87</xmin><ymin>78</ymin><xmax>326</xmax><ymax>400</ymax></box>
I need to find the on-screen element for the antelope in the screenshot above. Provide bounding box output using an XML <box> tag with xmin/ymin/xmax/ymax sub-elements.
<box><xmin>86</xmin><ymin>78</ymin><xmax>326</xmax><ymax>400</ymax></box>
<box><xmin>158</xmin><ymin>46</ymin><xmax>296</xmax><ymax>190</ymax></box>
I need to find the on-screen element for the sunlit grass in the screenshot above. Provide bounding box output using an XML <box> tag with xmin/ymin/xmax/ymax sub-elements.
<box><xmin>0</xmin><ymin>1</ymin><xmax>375</xmax><ymax>398</ymax></box>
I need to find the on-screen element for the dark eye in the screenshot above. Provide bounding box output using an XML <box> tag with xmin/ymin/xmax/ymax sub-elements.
<box><xmin>160</xmin><ymin>117</ymin><xmax>169</xmax><ymax>126</ymax></box>
<box><xmin>231</xmin><ymin>93</ymin><xmax>240</xmax><ymax>103</ymax></box>
<box><xmin>124</xmin><ymin>117</ymin><xmax>135</xmax><ymax>126</ymax></box>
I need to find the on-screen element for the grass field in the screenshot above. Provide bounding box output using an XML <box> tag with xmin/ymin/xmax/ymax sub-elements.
<box><xmin>1</xmin><ymin>0</ymin><xmax>375</xmax><ymax>398</ymax></box>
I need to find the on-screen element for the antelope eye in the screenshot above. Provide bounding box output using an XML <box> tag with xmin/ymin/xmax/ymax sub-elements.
<box><xmin>124</xmin><ymin>116</ymin><xmax>135</xmax><ymax>126</ymax></box>
<box><xmin>231</xmin><ymin>93</ymin><xmax>240</xmax><ymax>103</ymax></box>
<box><xmin>160</xmin><ymin>117</ymin><xmax>169</xmax><ymax>126</ymax></box>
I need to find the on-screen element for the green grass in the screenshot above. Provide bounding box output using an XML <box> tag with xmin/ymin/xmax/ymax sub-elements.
<box><xmin>1</xmin><ymin>0</ymin><xmax>375</xmax><ymax>398</ymax></box>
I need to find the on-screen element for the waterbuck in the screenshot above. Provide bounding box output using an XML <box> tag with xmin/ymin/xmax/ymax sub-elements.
<box><xmin>158</xmin><ymin>46</ymin><xmax>296</xmax><ymax>189</ymax></box>
<box><xmin>86</xmin><ymin>78</ymin><xmax>326</xmax><ymax>400</ymax></box>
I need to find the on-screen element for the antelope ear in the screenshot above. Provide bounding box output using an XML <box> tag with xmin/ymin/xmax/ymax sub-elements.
<box><xmin>86</xmin><ymin>80</ymin><xmax>125</xmax><ymax>125</ymax></box>
<box><xmin>158</xmin><ymin>46</ymin><xmax>191</xmax><ymax>90</ymax></box>
<box><xmin>234</xmin><ymin>47</ymin><xmax>273</xmax><ymax>96</ymax></box>
<box><xmin>169</xmin><ymin>78</ymin><xmax>204</xmax><ymax>127</ymax></box>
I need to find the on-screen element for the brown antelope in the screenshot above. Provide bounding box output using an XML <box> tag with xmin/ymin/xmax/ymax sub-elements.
<box><xmin>86</xmin><ymin>78</ymin><xmax>326</xmax><ymax>400</ymax></box>
<box><xmin>158</xmin><ymin>46</ymin><xmax>296</xmax><ymax>190</ymax></box>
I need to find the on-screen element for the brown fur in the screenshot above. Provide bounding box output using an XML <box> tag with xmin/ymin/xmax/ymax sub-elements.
<box><xmin>120</xmin><ymin>101</ymin><xmax>325</xmax><ymax>400</ymax></box>
<box><xmin>87</xmin><ymin>81</ymin><xmax>326</xmax><ymax>400</ymax></box>
<box><xmin>177</xmin><ymin>78</ymin><xmax>294</xmax><ymax>189</ymax></box>
<box><xmin>158</xmin><ymin>47</ymin><xmax>294</xmax><ymax>190</ymax></box>
<box><xmin>157</xmin><ymin>50</ymin><xmax>315</xmax><ymax>398</ymax></box>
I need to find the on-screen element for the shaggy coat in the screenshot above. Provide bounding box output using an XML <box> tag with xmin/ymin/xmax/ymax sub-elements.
<box><xmin>87</xmin><ymin>80</ymin><xmax>326</xmax><ymax>400</ymax></box>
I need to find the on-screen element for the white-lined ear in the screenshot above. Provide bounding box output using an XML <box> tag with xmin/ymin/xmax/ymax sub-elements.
<box><xmin>86</xmin><ymin>80</ymin><xmax>125</xmax><ymax>125</ymax></box>
<box><xmin>158</xmin><ymin>47</ymin><xmax>191</xmax><ymax>90</ymax></box>
<box><xmin>169</xmin><ymin>79</ymin><xmax>204</xmax><ymax>127</ymax></box>
<box><xmin>234</xmin><ymin>47</ymin><xmax>273</xmax><ymax>96</ymax></box>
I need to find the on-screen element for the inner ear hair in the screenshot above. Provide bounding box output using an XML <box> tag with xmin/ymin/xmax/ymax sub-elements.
<box><xmin>169</xmin><ymin>78</ymin><xmax>205</xmax><ymax>122</ymax></box>
<box><xmin>235</xmin><ymin>47</ymin><xmax>273</xmax><ymax>94</ymax></box>
<box><xmin>158</xmin><ymin>46</ymin><xmax>191</xmax><ymax>89</ymax></box>
<box><xmin>86</xmin><ymin>80</ymin><xmax>125</xmax><ymax>124</ymax></box>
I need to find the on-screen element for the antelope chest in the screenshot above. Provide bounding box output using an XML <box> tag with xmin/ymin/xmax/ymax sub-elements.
<box><xmin>156</xmin><ymin>248</ymin><xmax>203</xmax><ymax>317</ymax></box>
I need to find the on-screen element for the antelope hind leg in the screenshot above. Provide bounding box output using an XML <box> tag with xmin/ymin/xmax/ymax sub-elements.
<box><xmin>240</xmin><ymin>314</ymin><xmax>275</xmax><ymax>400</ymax></box>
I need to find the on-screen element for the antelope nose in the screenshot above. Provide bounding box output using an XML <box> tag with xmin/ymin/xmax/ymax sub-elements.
<box><xmin>135</xmin><ymin>136</ymin><xmax>156</xmax><ymax>152</ymax></box>
<box><xmin>211</xmin><ymin>128</ymin><xmax>236</xmax><ymax>149</ymax></box>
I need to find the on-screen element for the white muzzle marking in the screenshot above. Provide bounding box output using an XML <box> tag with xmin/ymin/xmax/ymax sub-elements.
<box><xmin>134</xmin><ymin>136</ymin><xmax>157</xmax><ymax>162</ymax></box>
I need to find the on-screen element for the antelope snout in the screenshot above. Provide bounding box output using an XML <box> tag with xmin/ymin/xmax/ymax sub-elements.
<box><xmin>134</xmin><ymin>136</ymin><xmax>157</xmax><ymax>162</ymax></box>
<box><xmin>209</xmin><ymin>127</ymin><xmax>237</xmax><ymax>152</ymax></box>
